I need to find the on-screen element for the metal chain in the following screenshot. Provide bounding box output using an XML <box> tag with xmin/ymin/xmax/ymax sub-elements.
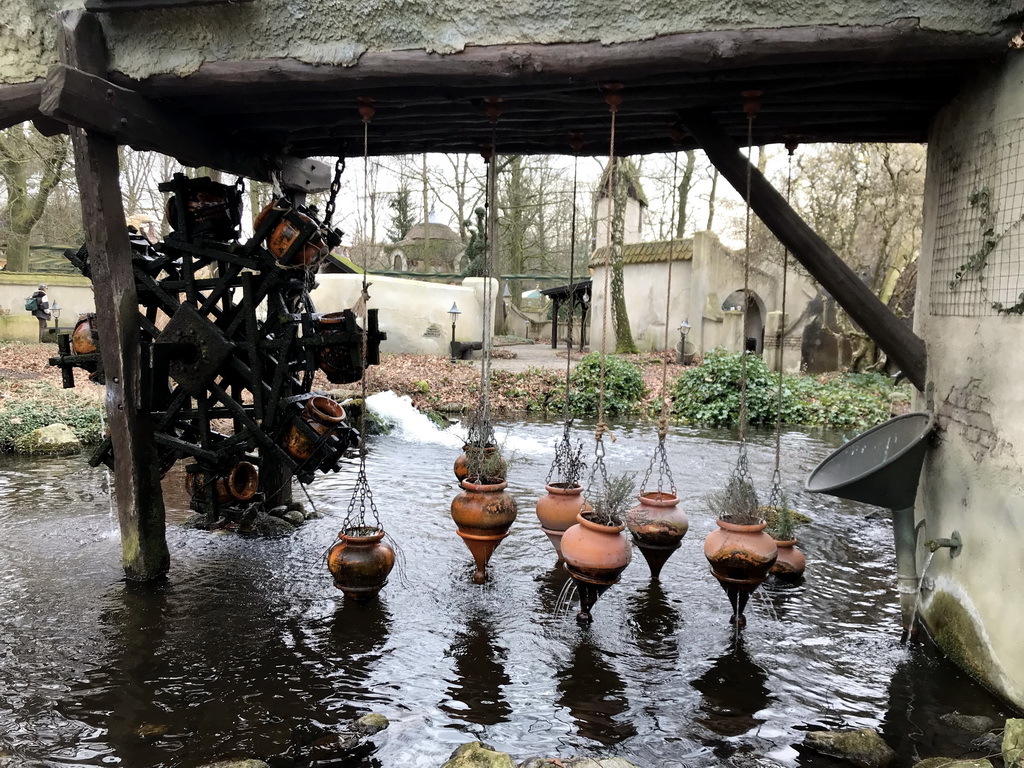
<box><xmin>324</xmin><ymin>156</ymin><xmax>346</xmax><ymax>229</ymax></box>
<box><xmin>768</xmin><ymin>140</ymin><xmax>797</xmax><ymax>513</ymax></box>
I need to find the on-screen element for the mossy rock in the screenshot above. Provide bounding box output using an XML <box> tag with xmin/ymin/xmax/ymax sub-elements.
<box><xmin>13</xmin><ymin>423</ymin><xmax>82</xmax><ymax>456</ymax></box>
<box><xmin>803</xmin><ymin>728</ymin><xmax>895</xmax><ymax>768</ymax></box>
<box><xmin>913</xmin><ymin>759</ymin><xmax>993</xmax><ymax>768</ymax></box>
<box><xmin>441</xmin><ymin>742</ymin><xmax>515</xmax><ymax>768</ymax></box>
<box><xmin>1004</xmin><ymin>719</ymin><xmax>1024</xmax><ymax>767</ymax></box>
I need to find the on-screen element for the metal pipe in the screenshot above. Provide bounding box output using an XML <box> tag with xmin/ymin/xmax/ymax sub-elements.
<box><xmin>892</xmin><ymin>506</ymin><xmax>920</xmax><ymax>636</ymax></box>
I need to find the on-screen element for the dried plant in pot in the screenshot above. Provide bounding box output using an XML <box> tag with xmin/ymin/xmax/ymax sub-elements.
<box><xmin>626</xmin><ymin>488</ymin><xmax>689</xmax><ymax>581</ymax></box>
<box><xmin>703</xmin><ymin>475</ymin><xmax>778</xmax><ymax>626</ymax></box>
<box><xmin>764</xmin><ymin>498</ymin><xmax>806</xmax><ymax>581</ymax></box>
<box><xmin>560</xmin><ymin>472</ymin><xmax>635</xmax><ymax>624</ymax></box>
<box><xmin>536</xmin><ymin>437</ymin><xmax>589</xmax><ymax>559</ymax></box>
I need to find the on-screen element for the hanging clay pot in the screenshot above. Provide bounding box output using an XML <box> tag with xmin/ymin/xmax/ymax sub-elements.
<box><xmin>71</xmin><ymin>313</ymin><xmax>99</xmax><ymax>355</ymax></box>
<box><xmin>561</xmin><ymin>512</ymin><xmax>633</xmax><ymax>624</ymax></box>
<box><xmin>453</xmin><ymin>443</ymin><xmax>507</xmax><ymax>484</ymax></box>
<box><xmin>185</xmin><ymin>461</ymin><xmax>260</xmax><ymax>504</ymax></box>
<box><xmin>770</xmin><ymin>538</ymin><xmax>806</xmax><ymax>581</ymax></box>
<box><xmin>703</xmin><ymin>518</ymin><xmax>778</xmax><ymax>626</ymax></box>
<box><xmin>626</xmin><ymin>491</ymin><xmax>689</xmax><ymax>580</ymax></box>
<box><xmin>284</xmin><ymin>396</ymin><xmax>346</xmax><ymax>462</ymax></box>
<box><xmin>255</xmin><ymin>202</ymin><xmax>328</xmax><ymax>266</ymax></box>
<box><xmin>315</xmin><ymin>311</ymin><xmax>364</xmax><ymax>384</ymax></box>
<box><xmin>166</xmin><ymin>179</ymin><xmax>242</xmax><ymax>241</ymax></box>
<box><xmin>328</xmin><ymin>527</ymin><xmax>396</xmax><ymax>602</ymax></box>
<box><xmin>535</xmin><ymin>482</ymin><xmax>591</xmax><ymax>560</ymax></box>
<box><xmin>450</xmin><ymin>479</ymin><xmax>518</xmax><ymax>584</ymax></box>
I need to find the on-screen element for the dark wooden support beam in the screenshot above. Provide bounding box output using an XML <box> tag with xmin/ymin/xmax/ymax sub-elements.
<box><xmin>0</xmin><ymin>80</ymin><xmax>45</xmax><ymax>130</ymax></box>
<box><xmin>60</xmin><ymin>8</ymin><xmax>171</xmax><ymax>580</ymax></box>
<box><xmin>681</xmin><ymin>108</ymin><xmax>927</xmax><ymax>391</ymax></box>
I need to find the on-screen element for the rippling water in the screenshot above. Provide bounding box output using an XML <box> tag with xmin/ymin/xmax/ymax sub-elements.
<box><xmin>0</xmin><ymin>407</ymin><xmax>1015</xmax><ymax>767</ymax></box>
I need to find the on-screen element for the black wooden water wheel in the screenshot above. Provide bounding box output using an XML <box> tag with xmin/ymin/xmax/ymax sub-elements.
<box><xmin>50</xmin><ymin>173</ymin><xmax>385</xmax><ymax>525</ymax></box>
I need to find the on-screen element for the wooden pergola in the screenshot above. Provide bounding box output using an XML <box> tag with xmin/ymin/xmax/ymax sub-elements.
<box><xmin>1</xmin><ymin>1</ymin><xmax>1017</xmax><ymax>578</ymax></box>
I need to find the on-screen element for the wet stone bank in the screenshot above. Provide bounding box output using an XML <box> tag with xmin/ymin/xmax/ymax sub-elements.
<box><xmin>0</xmin><ymin>402</ymin><xmax>1018</xmax><ymax>767</ymax></box>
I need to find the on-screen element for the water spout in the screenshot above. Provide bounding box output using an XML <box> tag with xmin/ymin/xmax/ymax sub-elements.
<box><xmin>892</xmin><ymin>506</ymin><xmax>920</xmax><ymax>638</ymax></box>
<box><xmin>924</xmin><ymin>531</ymin><xmax>962</xmax><ymax>557</ymax></box>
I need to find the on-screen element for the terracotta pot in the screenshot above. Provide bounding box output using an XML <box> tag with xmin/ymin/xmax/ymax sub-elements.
<box><xmin>328</xmin><ymin>527</ymin><xmax>396</xmax><ymax>602</ymax></box>
<box><xmin>626</xmin><ymin>491</ymin><xmax>689</xmax><ymax>579</ymax></box>
<box><xmin>284</xmin><ymin>396</ymin><xmax>346</xmax><ymax>462</ymax></box>
<box><xmin>315</xmin><ymin>311</ymin><xmax>363</xmax><ymax>384</ymax></box>
<box><xmin>450</xmin><ymin>479</ymin><xmax>518</xmax><ymax>584</ymax></box>
<box><xmin>561</xmin><ymin>511</ymin><xmax>633</xmax><ymax>623</ymax></box>
<box><xmin>535</xmin><ymin>482</ymin><xmax>590</xmax><ymax>559</ymax></box>
<box><xmin>770</xmin><ymin>539</ymin><xmax>807</xmax><ymax>581</ymax></box>
<box><xmin>71</xmin><ymin>313</ymin><xmax>99</xmax><ymax>355</ymax></box>
<box><xmin>185</xmin><ymin>461</ymin><xmax>259</xmax><ymax>504</ymax></box>
<box><xmin>703</xmin><ymin>518</ymin><xmax>778</xmax><ymax>626</ymax></box>
<box><xmin>453</xmin><ymin>444</ymin><xmax>506</xmax><ymax>484</ymax></box>
<box><xmin>255</xmin><ymin>202</ymin><xmax>328</xmax><ymax>266</ymax></box>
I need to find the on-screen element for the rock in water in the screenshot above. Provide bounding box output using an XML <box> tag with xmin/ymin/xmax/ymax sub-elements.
<box><xmin>912</xmin><ymin>759</ymin><xmax>993</xmax><ymax>768</ymax></box>
<box><xmin>1004</xmin><ymin>719</ymin><xmax>1024</xmax><ymax>767</ymax></box>
<box><xmin>14</xmin><ymin>423</ymin><xmax>81</xmax><ymax>456</ymax></box>
<box><xmin>354</xmin><ymin>713</ymin><xmax>389</xmax><ymax>734</ymax></box>
<box><xmin>803</xmin><ymin>728</ymin><xmax>896</xmax><ymax>768</ymax></box>
<box><xmin>939</xmin><ymin>712</ymin><xmax>996</xmax><ymax>734</ymax></box>
<box><xmin>519</xmin><ymin>760</ymin><xmax>642</xmax><ymax>768</ymax></box>
<box><xmin>442</xmin><ymin>742</ymin><xmax>516</xmax><ymax>768</ymax></box>
<box><xmin>196</xmin><ymin>761</ymin><xmax>269</xmax><ymax>768</ymax></box>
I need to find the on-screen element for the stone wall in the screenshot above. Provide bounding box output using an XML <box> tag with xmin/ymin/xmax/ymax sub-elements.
<box><xmin>915</xmin><ymin>52</ymin><xmax>1024</xmax><ymax>708</ymax></box>
<box><xmin>311</xmin><ymin>274</ymin><xmax>498</xmax><ymax>357</ymax></box>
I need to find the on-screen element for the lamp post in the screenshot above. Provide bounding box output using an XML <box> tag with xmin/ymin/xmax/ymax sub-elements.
<box><xmin>51</xmin><ymin>300</ymin><xmax>61</xmax><ymax>331</ymax></box>
<box><xmin>677</xmin><ymin>318</ymin><xmax>691</xmax><ymax>364</ymax></box>
<box><xmin>448</xmin><ymin>301</ymin><xmax>461</xmax><ymax>362</ymax></box>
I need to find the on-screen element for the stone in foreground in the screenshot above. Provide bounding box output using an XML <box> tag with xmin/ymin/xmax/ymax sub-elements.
<box><xmin>1004</xmin><ymin>719</ymin><xmax>1024</xmax><ymax>767</ymax></box>
<box><xmin>442</xmin><ymin>742</ymin><xmax>515</xmax><ymax>768</ymax></box>
<box><xmin>14</xmin><ymin>423</ymin><xmax>81</xmax><ymax>456</ymax></box>
<box><xmin>913</xmin><ymin>760</ymin><xmax>993</xmax><ymax>768</ymax></box>
<box><xmin>803</xmin><ymin>728</ymin><xmax>896</xmax><ymax>768</ymax></box>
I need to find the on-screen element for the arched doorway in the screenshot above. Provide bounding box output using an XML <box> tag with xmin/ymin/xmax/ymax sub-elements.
<box><xmin>721</xmin><ymin>289</ymin><xmax>767</xmax><ymax>354</ymax></box>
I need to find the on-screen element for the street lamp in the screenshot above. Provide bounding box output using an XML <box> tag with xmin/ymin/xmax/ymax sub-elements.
<box><xmin>448</xmin><ymin>301</ymin><xmax>461</xmax><ymax>362</ymax></box>
<box><xmin>51</xmin><ymin>300</ymin><xmax>61</xmax><ymax>330</ymax></box>
<box><xmin>677</xmin><ymin>318</ymin><xmax>691</xmax><ymax>364</ymax></box>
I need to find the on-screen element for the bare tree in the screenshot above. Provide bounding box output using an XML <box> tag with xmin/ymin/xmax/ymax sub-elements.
<box><xmin>0</xmin><ymin>124</ymin><xmax>70</xmax><ymax>271</ymax></box>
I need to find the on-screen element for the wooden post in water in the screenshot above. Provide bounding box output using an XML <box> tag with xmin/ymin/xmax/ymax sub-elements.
<box><xmin>60</xmin><ymin>10</ymin><xmax>170</xmax><ymax>579</ymax></box>
<box><xmin>681</xmin><ymin>109</ymin><xmax>928</xmax><ymax>391</ymax></box>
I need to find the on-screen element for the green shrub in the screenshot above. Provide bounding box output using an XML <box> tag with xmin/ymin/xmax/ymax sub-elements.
<box><xmin>672</xmin><ymin>349</ymin><xmax>789</xmax><ymax>427</ymax></box>
<box><xmin>671</xmin><ymin>349</ymin><xmax>899</xmax><ymax>430</ymax></box>
<box><xmin>0</xmin><ymin>396</ymin><xmax>104</xmax><ymax>450</ymax></box>
<box><xmin>566</xmin><ymin>352</ymin><xmax>645</xmax><ymax>415</ymax></box>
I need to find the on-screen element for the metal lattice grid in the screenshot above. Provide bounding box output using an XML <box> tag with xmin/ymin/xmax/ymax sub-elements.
<box><xmin>930</xmin><ymin>117</ymin><xmax>1024</xmax><ymax>317</ymax></box>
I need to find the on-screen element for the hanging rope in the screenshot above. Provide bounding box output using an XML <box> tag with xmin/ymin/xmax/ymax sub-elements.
<box><xmin>341</xmin><ymin>98</ymin><xmax>381</xmax><ymax>533</ymax></box>
<box><xmin>640</xmin><ymin>149</ymin><xmax>681</xmax><ymax>496</ymax></box>
<box><xmin>586</xmin><ymin>85</ymin><xmax>622</xmax><ymax>505</ymax></box>
<box><xmin>546</xmin><ymin>133</ymin><xmax>586</xmax><ymax>487</ymax></box>
<box><xmin>767</xmin><ymin>139</ymin><xmax>798</xmax><ymax>511</ymax></box>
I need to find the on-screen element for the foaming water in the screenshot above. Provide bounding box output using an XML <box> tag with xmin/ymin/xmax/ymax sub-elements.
<box><xmin>0</xmin><ymin>421</ymin><xmax>1015</xmax><ymax>768</ymax></box>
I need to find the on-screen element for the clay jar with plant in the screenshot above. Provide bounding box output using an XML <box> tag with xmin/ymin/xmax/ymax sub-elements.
<box><xmin>560</xmin><ymin>472</ymin><xmax>635</xmax><ymax>624</ymax></box>
<box><xmin>703</xmin><ymin>475</ymin><xmax>778</xmax><ymax>625</ymax></box>
<box><xmin>454</xmin><ymin>442</ymin><xmax>507</xmax><ymax>485</ymax></box>
<box><xmin>626</xmin><ymin>488</ymin><xmax>689</xmax><ymax>580</ymax></box>
<box><xmin>535</xmin><ymin>438</ymin><xmax>590</xmax><ymax>559</ymax></box>
<box><xmin>764</xmin><ymin>500</ymin><xmax>806</xmax><ymax>581</ymax></box>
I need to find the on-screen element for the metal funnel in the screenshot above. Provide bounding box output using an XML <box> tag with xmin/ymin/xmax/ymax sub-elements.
<box><xmin>805</xmin><ymin>412</ymin><xmax>934</xmax><ymax>509</ymax></box>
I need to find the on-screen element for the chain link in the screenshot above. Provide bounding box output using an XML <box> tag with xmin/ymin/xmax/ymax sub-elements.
<box><xmin>323</xmin><ymin>156</ymin><xmax>346</xmax><ymax>229</ymax></box>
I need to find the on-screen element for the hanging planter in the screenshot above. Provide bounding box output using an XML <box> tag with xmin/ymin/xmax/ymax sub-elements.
<box><xmin>454</xmin><ymin>443</ymin><xmax>506</xmax><ymax>484</ymax></box>
<box><xmin>561</xmin><ymin>471</ymin><xmax>634</xmax><ymax>624</ymax></box>
<box><xmin>254</xmin><ymin>201</ymin><xmax>328</xmax><ymax>267</ymax></box>
<box><xmin>535</xmin><ymin>482</ymin><xmax>591</xmax><ymax>560</ymax></box>
<box><xmin>450</xmin><ymin>478</ymin><xmax>518</xmax><ymax>584</ymax></box>
<box><xmin>626</xmin><ymin>491</ymin><xmax>689</xmax><ymax>580</ymax></box>
<box><xmin>71</xmin><ymin>313</ymin><xmax>99</xmax><ymax>355</ymax></box>
<box><xmin>328</xmin><ymin>526</ymin><xmax>396</xmax><ymax>602</ymax></box>
<box><xmin>284</xmin><ymin>396</ymin><xmax>346</xmax><ymax>462</ymax></box>
<box><xmin>703</xmin><ymin>475</ymin><xmax>777</xmax><ymax>626</ymax></box>
<box><xmin>765</xmin><ymin>503</ymin><xmax>806</xmax><ymax>581</ymax></box>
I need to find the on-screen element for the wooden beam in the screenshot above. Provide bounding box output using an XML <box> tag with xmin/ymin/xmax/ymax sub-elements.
<box><xmin>40</xmin><ymin>63</ymin><xmax>331</xmax><ymax>190</ymax></box>
<box><xmin>86</xmin><ymin>0</ymin><xmax>253</xmax><ymax>9</ymax></box>
<box><xmin>0</xmin><ymin>80</ymin><xmax>45</xmax><ymax>130</ymax></box>
<box><xmin>681</xmin><ymin>108</ymin><xmax>927</xmax><ymax>391</ymax></box>
<box><xmin>128</xmin><ymin>21</ymin><xmax>1008</xmax><ymax>97</ymax></box>
<box><xmin>59</xmin><ymin>9</ymin><xmax>171</xmax><ymax>580</ymax></box>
